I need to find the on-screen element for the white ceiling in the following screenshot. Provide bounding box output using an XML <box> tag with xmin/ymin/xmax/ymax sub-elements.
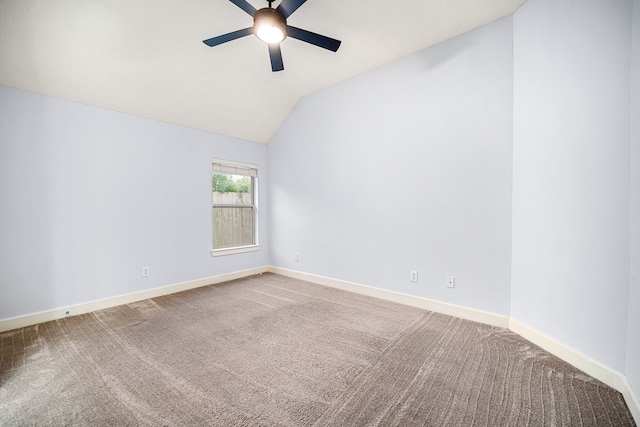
<box><xmin>0</xmin><ymin>0</ymin><xmax>526</xmax><ymax>143</ymax></box>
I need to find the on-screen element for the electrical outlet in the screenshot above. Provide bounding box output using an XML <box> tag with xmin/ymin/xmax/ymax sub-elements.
<box><xmin>293</xmin><ymin>253</ymin><xmax>299</xmax><ymax>262</ymax></box>
<box><xmin>447</xmin><ymin>276</ymin><xmax>455</xmax><ymax>288</ymax></box>
<box><xmin>410</xmin><ymin>271</ymin><xmax>419</xmax><ymax>282</ymax></box>
<box><xmin>142</xmin><ymin>266</ymin><xmax>150</xmax><ymax>277</ymax></box>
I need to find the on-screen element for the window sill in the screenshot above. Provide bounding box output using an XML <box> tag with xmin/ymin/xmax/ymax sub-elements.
<box><xmin>211</xmin><ymin>245</ymin><xmax>260</xmax><ymax>257</ymax></box>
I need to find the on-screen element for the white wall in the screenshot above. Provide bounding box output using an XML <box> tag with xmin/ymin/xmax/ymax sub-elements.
<box><xmin>628</xmin><ymin>0</ymin><xmax>640</xmax><ymax>396</ymax></box>
<box><xmin>268</xmin><ymin>17</ymin><xmax>514</xmax><ymax>315</ymax></box>
<box><xmin>0</xmin><ymin>85</ymin><xmax>268</xmax><ymax>321</ymax></box>
<box><xmin>511</xmin><ymin>0</ymin><xmax>632</xmax><ymax>374</ymax></box>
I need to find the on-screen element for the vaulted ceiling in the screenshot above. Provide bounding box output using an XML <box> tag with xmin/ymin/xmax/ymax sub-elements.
<box><xmin>0</xmin><ymin>0</ymin><xmax>526</xmax><ymax>143</ymax></box>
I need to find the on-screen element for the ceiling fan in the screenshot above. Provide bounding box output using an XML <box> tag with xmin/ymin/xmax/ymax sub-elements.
<box><xmin>203</xmin><ymin>0</ymin><xmax>341</xmax><ymax>72</ymax></box>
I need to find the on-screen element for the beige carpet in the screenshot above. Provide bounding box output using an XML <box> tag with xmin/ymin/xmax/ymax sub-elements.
<box><xmin>0</xmin><ymin>273</ymin><xmax>635</xmax><ymax>426</ymax></box>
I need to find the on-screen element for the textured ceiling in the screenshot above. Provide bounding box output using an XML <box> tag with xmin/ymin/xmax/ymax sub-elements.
<box><xmin>0</xmin><ymin>0</ymin><xmax>526</xmax><ymax>143</ymax></box>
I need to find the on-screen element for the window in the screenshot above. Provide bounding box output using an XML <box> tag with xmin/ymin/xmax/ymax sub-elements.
<box><xmin>211</xmin><ymin>160</ymin><xmax>259</xmax><ymax>256</ymax></box>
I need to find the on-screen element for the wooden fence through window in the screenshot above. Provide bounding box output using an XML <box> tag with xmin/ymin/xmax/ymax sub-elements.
<box><xmin>213</xmin><ymin>192</ymin><xmax>253</xmax><ymax>248</ymax></box>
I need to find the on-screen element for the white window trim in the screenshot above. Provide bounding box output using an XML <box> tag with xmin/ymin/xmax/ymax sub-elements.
<box><xmin>211</xmin><ymin>159</ymin><xmax>259</xmax><ymax>257</ymax></box>
<box><xmin>211</xmin><ymin>244</ymin><xmax>261</xmax><ymax>257</ymax></box>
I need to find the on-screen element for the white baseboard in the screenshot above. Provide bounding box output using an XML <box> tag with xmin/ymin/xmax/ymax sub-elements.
<box><xmin>623</xmin><ymin>378</ymin><xmax>640</xmax><ymax>424</ymax></box>
<box><xmin>509</xmin><ymin>318</ymin><xmax>626</xmax><ymax>391</ymax></box>
<box><xmin>268</xmin><ymin>266</ymin><xmax>639</xmax><ymax>424</ymax></box>
<box><xmin>267</xmin><ymin>266</ymin><xmax>510</xmax><ymax>329</ymax></box>
<box><xmin>509</xmin><ymin>318</ymin><xmax>640</xmax><ymax>423</ymax></box>
<box><xmin>0</xmin><ymin>266</ymin><xmax>269</xmax><ymax>333</ymax></box>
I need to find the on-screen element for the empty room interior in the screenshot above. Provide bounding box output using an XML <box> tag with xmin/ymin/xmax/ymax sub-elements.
<box><xmin>1</xmin><ymin>0</ymin><xmax>640</xmax><ymax>425</ymax></box>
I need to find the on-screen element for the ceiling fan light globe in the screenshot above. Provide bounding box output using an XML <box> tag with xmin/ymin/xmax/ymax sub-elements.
<box><xmin>256</xmin><ymin>25</ymin><xmax>285</xmax><ymax>44</ymax></box>
<box><xmin>253</xmin><ymin>7</ymin><xmax>287</xmax><ymax>44</ymax></box>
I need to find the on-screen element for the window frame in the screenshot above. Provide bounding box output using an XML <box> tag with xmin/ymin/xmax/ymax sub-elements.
<box><xmin>211</xmin><ymin>159</ymin><xmax>260</xmax><ymax>257</ymax></box>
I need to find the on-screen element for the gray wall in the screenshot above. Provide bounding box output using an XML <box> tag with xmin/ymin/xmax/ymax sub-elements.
<box><xmin>628</xmin><ymin>0</ymin><xmax>640</xmax><ymax>396</ymax></box>
<box><xmin>0</xmin><ymin>85</ymin><xmax>268</xmax><ymax>319</ymax></box>
<box><xmin>511</xmin><ymin>0</ymin><xmax>632</xmax><ymax>374</ymax></box>
<box><xmin>268</xmin><ymin>17</ymin><xmax>514</xmax><ymax>315</ymax></box>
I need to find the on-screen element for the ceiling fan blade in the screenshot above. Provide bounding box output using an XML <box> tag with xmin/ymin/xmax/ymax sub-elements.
<box><xmin>286</xmin><ymin>26</ymin><xmax>341</xmax><ymax>52</ymax></box>
<box><xmin>276</xmin><ymin>0</ymin><xmax>308</xmax><ymax>18</ymax></box>
<box><xmin>268</xmin><ymin>44</ymin><xmax>284</xmax><ymax>72</ymax></box>
<box><xmin>203</xmin><ymin>27</ymin><xmax>253</xmax><ymax>47</ymax></box>
<box><xmin>229</xmin><ymin>0</ymin><xmax>257</xmax><ymax>16</ymax></box>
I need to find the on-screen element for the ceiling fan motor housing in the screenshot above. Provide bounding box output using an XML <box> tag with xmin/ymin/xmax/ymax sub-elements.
<box><xmin>253</xmin><ymin>8</ymin><xmax>287</xmax><ymax>42</ymax></box>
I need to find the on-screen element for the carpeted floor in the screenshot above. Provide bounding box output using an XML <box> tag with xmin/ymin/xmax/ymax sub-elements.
<box><xmin>0</xmin><ymin>273</ymin><xmax>636</xmax><ymax>426</ymax></box>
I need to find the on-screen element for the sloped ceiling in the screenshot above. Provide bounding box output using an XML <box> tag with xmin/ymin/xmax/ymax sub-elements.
<box><xmin>0</xmin><ymin>0</ymin><xmax>526</xmax><ymax>143</ymax></box>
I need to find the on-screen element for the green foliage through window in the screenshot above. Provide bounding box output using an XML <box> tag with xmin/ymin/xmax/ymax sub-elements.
<box><xmin>212</xmin><ymin>174</ymin><xmax>250</xmax><ymax>193</ymax></box>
